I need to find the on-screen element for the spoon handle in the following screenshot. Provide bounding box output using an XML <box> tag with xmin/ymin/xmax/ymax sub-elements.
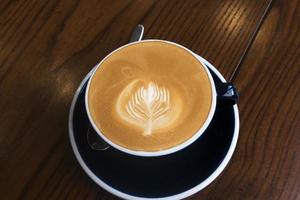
<box><xmin>129</xmin><ymin>24</ymin><xmax>144</xmax><ymax>42</ymax></box>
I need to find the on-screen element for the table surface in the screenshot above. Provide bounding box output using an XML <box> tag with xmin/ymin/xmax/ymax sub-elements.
<box><xmin>0</xmin><ymin>0</ymin><xmax>299</xmax><ymax>199</ymax></box>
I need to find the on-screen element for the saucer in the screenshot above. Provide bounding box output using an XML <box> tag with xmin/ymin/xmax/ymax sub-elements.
<box><xmin>69</xmin><ymin>55</ymin><xmax>239</xmax><ymax>200</ymax></box>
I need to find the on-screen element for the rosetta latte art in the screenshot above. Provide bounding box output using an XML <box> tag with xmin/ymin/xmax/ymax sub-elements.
<box><xmin>117</xmin><ymin>81</ymin><xmax>171</xmax><ymax>136</ymax></box>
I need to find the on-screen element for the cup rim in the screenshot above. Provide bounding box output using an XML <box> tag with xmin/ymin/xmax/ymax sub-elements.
<box><xmin>85</xmin><ymin>39</ymin><xmax>217</xmax><ymax>157</ymax></box>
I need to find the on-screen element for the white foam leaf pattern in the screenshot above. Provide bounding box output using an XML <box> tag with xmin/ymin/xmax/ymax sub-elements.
<box><xmin>125</xmin><ymin>82</ymin><xmax>170</xmax><ymax>135</ymax></box>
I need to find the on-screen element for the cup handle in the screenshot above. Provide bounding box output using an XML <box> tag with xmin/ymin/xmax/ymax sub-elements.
<box><xmin>216</xmin><ymin>82</ymin><xmax>239</xmax><ymax>105</ymax></box>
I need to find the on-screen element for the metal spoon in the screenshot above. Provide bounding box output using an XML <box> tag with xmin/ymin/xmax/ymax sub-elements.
<box><xmin>129</xmin><ymin>24</ymin><xmax>144</xmax><ymax>43</ymax></box>
<box><xmin>87</xmin><ymin>24</ymin><xmax>145</xmax><ymax>150</ymax></box>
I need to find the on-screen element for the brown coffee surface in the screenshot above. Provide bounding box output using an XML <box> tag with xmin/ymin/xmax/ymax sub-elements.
<box><xmin>88</xmin><ymin>41</ymin><xmax>212</xmax><ymax>152</ymax></box>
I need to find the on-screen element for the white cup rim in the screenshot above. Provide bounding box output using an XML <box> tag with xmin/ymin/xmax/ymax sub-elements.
<box><xmin>85</xmin><ymin>39</ymin><xmax>217</xmax><ymax>157</ymax></box>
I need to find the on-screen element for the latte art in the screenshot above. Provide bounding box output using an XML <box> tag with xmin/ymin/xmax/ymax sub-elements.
<box><xmin>117</xmin><ymin>81</ymin><xmax>172</xmax><ymax>136</ymax></box>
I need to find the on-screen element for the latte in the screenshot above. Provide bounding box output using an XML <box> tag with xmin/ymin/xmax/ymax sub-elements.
<box><xmin>87</xmin><ymin>41</ymin><xmax>213</xmax><ymax>152</ymax></box>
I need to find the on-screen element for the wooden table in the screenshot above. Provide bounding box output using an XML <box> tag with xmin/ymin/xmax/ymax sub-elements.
<box><xmin>1</xmin><ymin>0</ymin><xmax>299</xmax><ymax>199</ymax></box>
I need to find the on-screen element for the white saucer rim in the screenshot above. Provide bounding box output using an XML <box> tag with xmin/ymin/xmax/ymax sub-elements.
<box><xmin>68</xmin><ymin>55</ymin><xmax>240</xmax><ymax>200</ymax></box>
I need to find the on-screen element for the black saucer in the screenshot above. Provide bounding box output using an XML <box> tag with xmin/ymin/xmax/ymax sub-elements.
<box><xmin>69</xmin><ymin>57</ymin><xmax>239</xmax><ymax>199</ymax></box>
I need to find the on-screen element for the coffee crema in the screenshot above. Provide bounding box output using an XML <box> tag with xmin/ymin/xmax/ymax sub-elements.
<box><xmin>88</xmin><ymin>41</ymin><xmax>212</xmax><ymax>152</ymax></box>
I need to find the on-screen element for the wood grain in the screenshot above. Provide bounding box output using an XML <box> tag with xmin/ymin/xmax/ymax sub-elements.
<box><xmin>0</xmin><ymin>0</ymin><xmax>287</xmax><ymax>199</ymax></box>
<box><xmin>189</xmin><ymin>0</ymin><xmax>300</xmax><ymax>199</ymax></box>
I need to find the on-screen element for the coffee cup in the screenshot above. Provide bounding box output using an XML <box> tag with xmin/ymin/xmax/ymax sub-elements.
<box><xmin>85</xmin><ymin>40</ymin><xmax>238</xmax><ymax>157</ymax></box>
